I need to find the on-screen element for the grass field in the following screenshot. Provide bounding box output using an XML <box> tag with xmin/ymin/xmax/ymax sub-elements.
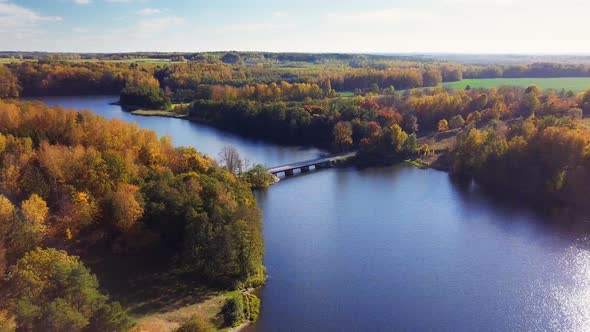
<box><xmin>442</xmin><ymin>77</ymin><xmax>590</xmax><ymax>92</ymax></box>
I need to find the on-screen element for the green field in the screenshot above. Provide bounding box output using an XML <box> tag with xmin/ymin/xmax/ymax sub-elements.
<box><xmin>442</xmin><ymin>77</ymin><xmax>590</xmax><ymax>92</ymax></box>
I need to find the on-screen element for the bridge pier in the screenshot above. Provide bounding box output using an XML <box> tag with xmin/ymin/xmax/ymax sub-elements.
<box><xmin>284</xmin><ymin>169</ymin><xmax>295</xmax><ymax>176</ymax></box>
<box><xmin>301</xmin><ymin>165</ymin><xmax>310</xmax><ymax>173</ymax></box>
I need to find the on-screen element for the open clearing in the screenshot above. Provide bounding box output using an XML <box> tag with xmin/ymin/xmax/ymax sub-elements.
<box><xmin>442</xmin><ymin>77</ymin><xmax>590</xmax><ymax>92</ymax></box>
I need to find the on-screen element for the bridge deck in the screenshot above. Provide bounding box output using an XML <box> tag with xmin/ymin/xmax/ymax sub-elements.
<box><xmin>267</xmin><ymin>152</ymin><xmax>356</xmax><ymax>174</ymax></box>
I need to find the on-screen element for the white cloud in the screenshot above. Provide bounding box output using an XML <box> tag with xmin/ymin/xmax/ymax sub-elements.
<box><xmin>221</xmin><ymin>22</ymin><xmax>294</xmax><ymax>33</ymax></box>
<box><xmin>74</xmin><ymin>0</ymin><xmax>92</xmax><ymax>4</ymax></box>
<box><xmin>326</xmin><ymin>8</ymin><xmax>433</xmax><ymax>22</ymax></box>
<box><xmin>138</xmin><ymin>8</ymin><xmax>161</xmax><ymax>16</ymax></box>
<box><xmin>0</xmin><ymin>1</ymin><xmax>62</xmax><ymax>30</ymax></box>
<box><xmin>272</xmin><ymin>11</ymin><xmax>288</xmax><ymax>18</ymax></box>
<box><xmin>136</xmin><ymin>16</ymin><xmax>185</xmax><ymax>33</ymax></box>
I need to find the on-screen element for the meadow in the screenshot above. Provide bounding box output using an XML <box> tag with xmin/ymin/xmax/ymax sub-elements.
<box><xmin>442</xmin><ymin>77</ymin><xmax>590</xmax><ymax>92</ymax></box>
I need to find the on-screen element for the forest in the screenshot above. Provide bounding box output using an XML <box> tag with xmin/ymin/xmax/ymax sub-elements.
<box><xmin>0</xmin><ymin>100</ymin><xmax>264</xmax><ymax>331</ymax></box>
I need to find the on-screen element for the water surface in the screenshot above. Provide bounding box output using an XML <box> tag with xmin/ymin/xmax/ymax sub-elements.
<box><xmin>34</xmin><ymin>96</ymin><xmax>590</xmax><ymax>331</ymax></box>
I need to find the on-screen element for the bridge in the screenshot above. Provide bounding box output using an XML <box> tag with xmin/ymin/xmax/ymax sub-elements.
<box><xmin>267</xmin><ymin>151</ymin><xmax>357</xmax><ymax>177</ymax></box>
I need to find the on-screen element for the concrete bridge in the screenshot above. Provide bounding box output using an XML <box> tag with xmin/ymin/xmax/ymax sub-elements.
<box><xmin>267</xmin><ymin>151</ymin><xmax>357</xmax><ymax>177</ymax></box>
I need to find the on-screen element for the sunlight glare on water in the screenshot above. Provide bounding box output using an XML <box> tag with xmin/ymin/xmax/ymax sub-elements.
<box><xmin>549</xmin><ymin>240</ymin><xmax>590</xmax><ymax>331</ymax></box>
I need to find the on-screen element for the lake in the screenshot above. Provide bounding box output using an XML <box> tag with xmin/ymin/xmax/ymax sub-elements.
<box><xmin>33</xmin><ymin>95</ymin><xmax>590</xmax><ymax>331</ymax></box>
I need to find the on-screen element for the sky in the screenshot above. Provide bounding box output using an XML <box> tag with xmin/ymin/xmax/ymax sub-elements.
<box><xmin>1</xmin><ymin>0</ymin><xmax>589</xmax><ymax>54</ymax></box>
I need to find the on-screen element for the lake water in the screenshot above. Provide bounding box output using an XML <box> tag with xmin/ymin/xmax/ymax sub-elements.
<box><xmin>33</xmin><ymin>96</ymin><xmax>590</xmax><ymax>331</ymax></box>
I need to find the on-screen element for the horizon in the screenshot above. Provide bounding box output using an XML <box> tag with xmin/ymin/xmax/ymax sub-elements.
<box><xmin>2</xmin><ymin>0</ymin><xmax>590</xmax><ymax>54</ymax></box>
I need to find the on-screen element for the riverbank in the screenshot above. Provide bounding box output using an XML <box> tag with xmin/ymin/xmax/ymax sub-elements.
<box><xmin>131</xmin><ymin>109</ymin><xmax>188</xmax><ymax>118</ymax></box>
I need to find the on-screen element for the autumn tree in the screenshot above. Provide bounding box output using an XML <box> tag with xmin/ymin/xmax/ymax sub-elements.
<box><xmin>580</xmin><ymin>89</ymin><xmax>590</xmax><ymax>115</ymax></box>
<box><xmin>0</xmin><ymin>66</ymin><xmax>21</xmax><ymax>98</ymax></box>
<box><xmin>333</xmin><ymin>121</ymin><xmax>353</xmax><ymax>152</ymax></box>
<box><xmin>13</xmin><ymin>194</ymin><xmax>49</xmax><ymax>254</ymax></box>
<box><xmin>386</xmin><ymin>124</ymin><xmax>408</xmax><ymax>154</ymax></box>
<box><xmin>111</xmin><ymin>183</ymin><xmax>144</xmax><ymax>233</ymax></box>
<box><xmin>0</xmin><ymin>195</ymin><xmax>15</xmax><ymax>274</ymax></box>
<box><xmin>438</xmin><ymin>119</ymin><xmax>449</xmax><ymax>132</ymax></box>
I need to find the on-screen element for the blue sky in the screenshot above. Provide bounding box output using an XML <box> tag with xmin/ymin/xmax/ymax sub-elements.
<box><xmin>1</xmin><ymin>0</ymin><xmax>589</xmax><ymax>53</ymax></box>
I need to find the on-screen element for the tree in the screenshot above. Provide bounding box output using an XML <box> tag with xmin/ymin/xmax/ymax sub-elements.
<box><xmin>17</xmin><ymin>194</ymin><xmax>49</xmax><ymax>250</ymax></box>
<box><xmin>0</xmin><ymin>195</ymin><xmax>16</xmax><ymax>274</ymax></box>
<box><xmin>111</xmin><ymin>183</ymin><xmax>144</xmax><ymax>233</ymax></box>
<box><xmin>0</xmin><ymin>66</ymin><xmax>21</xmax><ymax>98</ymax></box>
<box><xmin>404</xmin><ymin>133</ymin><xmax>418</xmax><ymax>154</ymax></box>
<box><xmin>520</xmin><ymin>92</ymin><xmax>540</xmax><ymax>117</ymax></box>
<box><xmin>63</xmin><ymin>192</ymin><xmax>99</xmax><ymax>238</ymax></box>
<box><xmin>387</xmin><ymin>124</ymin><xmax>408</xmax><ymax>154</ymax></box>
<box><xmin>580</xmin><ymin>89</ymin><xmax>590</xmax><ymax>115</ymax></box>
<box><xmin>5</xmin><ymin>248</ymin><xmax>131</xmax><ymax>331</ymax></box>
<box><xmin>333</xmin><ymin>121</ymin><xmax>353</xmax><ymax>152</ymax></box>
<box><xmin>449</xmin><ymin>115</ymin><xmax>466</xmax><ymax>129</ymax></box>
<box><xmin>568</xmin><ymin>108</ymin><xmax>583</xmax><ymax>120</ymax></box>
<box><xmin>242</xmin><ymin>164</ymin><xmax>276</xmax><ymax>189</ymax></box>
<box><xmin>220</xmin><ymin>52</ymin><xmax>241</xmax><ymax>64</ymax></box>
<box><xmin>383</xmin><ymin>86</ymin><xmax>396</xmax><ymax>95</ymax></box>
<box><xmin>525</xmin><ymin>84</ymin><xmax>542</xmax><ymax>96</ymax></box>
<box><xmin>403</xmin><ymin>114</ymin><xmax>419</xmax><ymax>134</ymax></box>
<box><xmin>218</xmin><ymin>146</ymin><xmax>243</xmax><ymax>174</ymax></box>
<box><xmin>438</xmin><ymin>119</ymin><xmax>449</xmax><ymax>132</ymax></box>
<box><xmin>369</xmin><ymin>83</ymin><xmax>380</xmax><ymax>94</ymax></box>
<box><xmin>423</xmin><ymin>69</ymin><xmax>442</xmax><ymax>87</ymax></box>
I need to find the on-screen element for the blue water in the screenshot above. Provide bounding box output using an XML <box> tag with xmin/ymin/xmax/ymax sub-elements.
<box><xmin>33</xmin><ymin>95</ymin><xmax>590</xmax><ymax>331</ymax></box>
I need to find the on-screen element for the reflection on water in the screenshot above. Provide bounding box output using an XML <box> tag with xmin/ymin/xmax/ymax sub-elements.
<box><xmin>31</xmin><ymin>96</ymin><xmax>590</xmax><ymax>331</ymax></box>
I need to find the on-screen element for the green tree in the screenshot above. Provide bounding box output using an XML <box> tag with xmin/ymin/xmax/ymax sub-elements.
<box><xmin>449</xmin><ymin>115</ymin><xmax>466</xmax><ymax>129</ymax></box>
<box><xmin>220</xmin><ymin>52</ymin><xmax>241</xmax><ymax>64</ymax></box>
<box><xmin>5</xmin><ymin>248</ymin><xmax>131</xmax><ymax>331</ymax></box>
<box><xmin>520</xmin><ymin>92</ymin><xmax>541</xmax><ymax>117</ymax></box>
<box><xmin>404</xmin><ymin>133</ymin><xmax>418</xmax><ymax>154</ymax></box>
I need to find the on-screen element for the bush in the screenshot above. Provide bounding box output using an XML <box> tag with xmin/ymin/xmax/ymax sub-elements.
<box><xmin>242</xmin><ymin>293</ymin><xmax>260</xmax><ymax>323</ymax></box>
<box><xmin>220</xmin><ymin>292</ymin><xmax>261</xmax><ymax>327</ymax></box>
<box><xmin>242</xmin><ymin>165</ymin><xmax>276</xmax><ymax>189</ymax></box>
<box><xmin>221</xmin><ymin>294</ymin><xmax>244</xmax><ymax>327</ymax></box>
<box><xmin>568</xmin><ymin>108</ymin><xmax>583</xmax><ymax>120</ymax></box>
<box><xmin>449</xmin><ymin>115</ymin><xmax>466</xmax><ymax>129</ymax></box>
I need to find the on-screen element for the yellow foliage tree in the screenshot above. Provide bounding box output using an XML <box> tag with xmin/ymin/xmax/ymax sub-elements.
<box><xmin>112</xmin><ymin>184</ymin><xmax>144</xmax><ymax>233</ymax></box>
<box><xmin>20</xmin><ymin>194</ymin><xmax>48</xmax><ymax>235</ymax></box>
<box><xmin>438</xmin><ymin>119</ymin><xmax>449</xmax><ymax>132</ymax></box>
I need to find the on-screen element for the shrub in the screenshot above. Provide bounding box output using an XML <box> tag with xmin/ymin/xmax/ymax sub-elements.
<box><xmin>449</xmin><ymin>115</ymin><xmax>466</xmax><ymax>129</ymax></box>
<box><xmin>220</xmin><ymin>292</ymin><xmax>261</xmax><ymax>327</ymax></box>
<box><xmin>221</xmin><ymin>294</ymin><xmax>244</xmax><ymax>327</ymax></box>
